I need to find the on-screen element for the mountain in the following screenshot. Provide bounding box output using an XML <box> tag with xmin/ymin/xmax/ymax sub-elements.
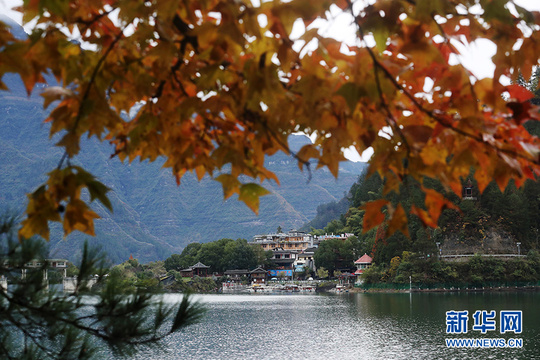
<box><xmin>0</xmin><ymin>19</ymin><xmax>366</xmax><ymax>263</ymax></box>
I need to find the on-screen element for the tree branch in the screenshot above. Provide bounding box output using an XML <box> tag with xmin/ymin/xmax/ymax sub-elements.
<box><xmin>57</xmin><ymin>25</ymin><xmax>127</xmax><ymax>169</ymax></box>
<box><xmin>346</xmin><ymin>0</ymin><xmax>539</xmax><ymax>166</ymax></box>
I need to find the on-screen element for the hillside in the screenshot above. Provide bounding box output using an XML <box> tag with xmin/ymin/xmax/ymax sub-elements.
<box><xmin>0</xmin><ymin>71</ymin><xmax>366</xmax><ymax>263</ymax></box>
<box><xmin>309</xmin><ymin>168</ymin><xmax>540</xmax><ymax>266</ymax></box>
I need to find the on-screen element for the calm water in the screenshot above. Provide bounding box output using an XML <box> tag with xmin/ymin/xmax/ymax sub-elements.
<box><xmin>128</xmin><ymin>292</ymin><xmax>539</xmax><ymax>360</ymax></box>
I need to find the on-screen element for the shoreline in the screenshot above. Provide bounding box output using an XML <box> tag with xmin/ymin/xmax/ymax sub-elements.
<box><xmin>350</xmin><ymin>285</ymin><xmax>540</xmax><ymax>294</ymax></box>
<box><xmin>156</xmin><ymin>285</ymin><xmax>540</xmax><ymax>295</ymax></box>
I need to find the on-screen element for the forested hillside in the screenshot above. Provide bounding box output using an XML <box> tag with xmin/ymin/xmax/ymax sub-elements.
<box><xmin>311</xmin><ymin>169</ymin><xmax>540</xmax><ymax>266</ymax></box>
<box><xmin>309</xmin><ymin>71</ymin><xmax>540</xmax><ymax>266</ymax></box>
<box><xmin>0</xmin><ymin>76</ymin><xmax>365</xmax><ymax>263</ymax></box>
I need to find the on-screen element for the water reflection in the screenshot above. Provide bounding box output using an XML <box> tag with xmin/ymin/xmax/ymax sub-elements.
<box><xmin>123</xmin><ymin>292</ymin><xmax>539</xmax><ymax>360</ymax></box>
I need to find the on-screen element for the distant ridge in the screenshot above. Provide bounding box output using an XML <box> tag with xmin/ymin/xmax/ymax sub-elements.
<box><xmin>0</xmin><ymin>18</ymin><xmax>366</xmax><ymax>263</ymax></box>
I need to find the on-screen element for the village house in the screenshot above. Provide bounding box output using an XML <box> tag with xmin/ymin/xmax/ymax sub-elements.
<box><xmin>294</xmin><ymin>247</ymin><xmax>316</xmax><ymax>273</ymax></box>
<box><xmin>354</xmin><ymin>254</ymin><xmax>373</xmax><ymax>276</ymax></box>
<box><xmin>251</xmin><ymin>230</ymin><xmax>314</xmax><ymax>251</ymax></box>
<box><xmin>249</xmin><ymin>267</ymin><xmax>268</xmax><ymax>284</ymax></box>
<box><xmin>19</xmin><ymin>259</ymin><xmax>70</xmax><ymax>278</ymax></box>
<box><xmin>23</xmin><ymin>259</ymin><xmax>68</xmax><ymax>269</ymax></box>
<box><xmin>179</xmin><ymin>262</ymin><xmax>211</xmax><ymax>278</ymax></box>
<box><xmin>313</xmin><ymin>233</ymin><xmax>355</xmax><ymax>246</ymax></box>
<box><xmin>271</xmin><ymin>247</ymin><xmax>298</xmax><ymax>270</ymax></box>
<box><xmin>224</xmin><ymin>269</ymin><xmax>249</xmax><ymax>283</ymax></box>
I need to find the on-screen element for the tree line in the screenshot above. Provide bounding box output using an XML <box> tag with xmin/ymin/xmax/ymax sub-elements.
<box><xmin>3</xmin><ymin>0</ymin><xmax>540</xmax><ymax>358</ymax></box>
<box><xmin>163</xmin><ymin>239</ymin><xmax>273</xmax><ymax>273</ymax></box>
<box><xmin>308</xmin><ymin>169</ymin><xmax>540</xmax><ymax>284</ymax></box>
<box><xmin>310</xmin><ymin>70</ymin><xmax>540</xmax><ymax>268</ymax></box>
<box><xmin>312</xmin><ymin>171</ymin><xmax>540</xmax><ymax>263</ymax></box>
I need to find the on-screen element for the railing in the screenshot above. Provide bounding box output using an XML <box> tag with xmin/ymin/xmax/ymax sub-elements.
<box><xmin>222</xmin><ymin>283</ymin><xmax>249</xmax><ymax>292</ymax></box>
<box><xmin>63</xmin><ymin>277</ymin><xmax>98</xmax><ymax>292</ymax></box>
<box><xmin>356</xmin><ymin>280</ymin><xmax>540</xmax><ymax>291</ymax></box>
<box><xmin>441</xmin><ymin>254</ymin><xmax>526</xmax><ymax>258</ymax></box>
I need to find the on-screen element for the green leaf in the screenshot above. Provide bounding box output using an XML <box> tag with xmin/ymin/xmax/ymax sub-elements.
<box><xmin>215</xmin><ymin>174</ymin><xmax>241</xmax><ymax>199</ymax></box>
<box><xmin>171</xmin><ymin>294</ymin><xmax>206</xmax><ymax>332</ymax></box>
<box><xmin>87</xmin><ymin>180</ymin><xmax>113</xmax><ymax>211</ymax></box>
<box><xmin>238</xmin><ymin>183</ymin><xmax>271</xmax><ymax>214</ymax></box>
<box><xmin>482</xmin><ymin>0</ymin><xmax>514</xmax><ymax>24</ymax></box>
<box><xmin>336</xmin><ymin>82</ymin><xmax>364</xmax><ymax>112</ymax></box>
<box><xmin>372</xmin><ymin>25</ymin><xmax>389</xmax><ymax>52</ymax></box>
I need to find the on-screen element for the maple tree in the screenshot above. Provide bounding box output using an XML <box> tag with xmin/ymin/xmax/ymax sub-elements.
<box><xmin>1</xmin><ymin>0</ymin><xmax>540</xmax><ymax>240</ymax></box>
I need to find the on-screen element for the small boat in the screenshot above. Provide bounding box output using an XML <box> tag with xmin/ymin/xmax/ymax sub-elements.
<box><xmin>282</xmin><ymin>284</ymin><xmax>300</xmax><ymax>292</ymax></box>
<box><xmin>248</xmin><ymin>284</ymin><xmax>279</xmax><ymax>293</ymax></box>
<box><xmin>332</xmin><ymin>285</ymin><xmax>348</xmax><ymax>293</ymax></box>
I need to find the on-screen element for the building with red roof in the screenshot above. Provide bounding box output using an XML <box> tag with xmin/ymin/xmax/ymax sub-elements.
<box><xmin>354</xmin><ymin>253</ymin><xmax>373</xmax><ymax>275</ymax></box>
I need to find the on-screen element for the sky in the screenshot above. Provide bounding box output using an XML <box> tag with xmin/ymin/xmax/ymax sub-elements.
<box><xmin>1</xmin><ymin>0</ymin><xmax>540</xmax><ymax>162</ymax></box>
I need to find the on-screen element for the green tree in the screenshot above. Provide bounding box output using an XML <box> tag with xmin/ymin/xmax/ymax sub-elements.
<box><xmin>164</xmin><ymin>243</ymin><xmax>203</xmax><ymax>272</ymax></box>
<box><xmin>343</xmin><ymin>236</ymin><xmax>362</xmax><ymax>263</ymax></box>
<box><xmin>387</xmin><ymin>256</ymin><xmax>401</xmax><ymax>280</ymax></box>
<box><xmin>316</xmin><ymin>267</ymin><xmax>329</xmax><ymax>280</ymax></box>
<box><xmin>350</xmin><ymin>172</ymin><xmax>384</xmax><ymax>208</ymax></box>
<box><xmin>314</xmin><ymin>238</ymin><xmax>357</xmax><ymax>274</ymax></box>
<box><xmin>345</xmin><ymin>208</ymin><xmax>364</xmax><ymax>236</ymax></box>
<box><xmin>164</xmin><ymin>254</ymin><xmax>183</xmax><ymax>272</ymax></box>
<box><xmin>0</xmin><ymin>215</ymin><xmax>205</xmax><ymax>359</ymax></box>
<box><xmin>252</xmin><ymin>245</ymin><xmax>274</xmax><ymax>268</ymax></box>
<box><xmin>302</xmin><ymin>197</ymin><xmax>351</xmax><ymax>231</ymax></box>
<box><xmin>314</xmin><ymin>239</ymin><xmax>340</xmax><ymax>274</ymax></box>
<box><xmin>323</xmin><ymin>219</ymin><xmax>346</xmax><ymax>236</ymax></box>
<box><xmin>194</xmin><ymin>238</ymin><xmax>235</xmax><ymax>273</ymax></box>
<box><xmin>223</xmin><ymin>239</ymin><xmax>257</xmax><ymax>270</ymax></box>
<box><xmin>65</xmin><ymin>262</ymin><xmax>79</xmax><ymax>277</ymax></box>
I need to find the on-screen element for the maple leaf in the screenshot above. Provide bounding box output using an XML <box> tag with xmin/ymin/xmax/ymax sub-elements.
<box><xmin>19</xmin><ymin>166</ymin><xmax>112</xmax><ymax>240</ymax></box>
<box><xmin>40</xmin><ymin>86</ymin><xmax>74</xmax><ymax>109</ymax></box>
<box><xmin>63</xmin><ymin>199</ymin><xmax>100</xmax><ymax>237</ymax></box>
<box><xmin>2</xmin><ymin>0</ymin><xmax>540</xmax><ymax>240</ymax></box>
<box><xmin>506</xmin><ymin>102</ymin><xmax>533</xmax><ymax>125</ymax></box>
<box><xmin>410</xmin><ymin>205</ymin><xmax>438</xmax><ymax>229</ymax></box>
<box><xmin>238</xmin><ymin>183</ymin><xmax>270</xmax><ymax>215</ymax></box>
<box><xmin>19</xmin><ymin>187</ymin><xmax>61</xmax><ymax>241</ymax></box>
<box><xmin>386</xmin><ymin>204</ymin><xmax>409</xmax><ymax>237</ymax></box>
<box><xmin>215</xmin><ymin>174</ymin><xmax>241</xmax><ymax>199</ymax></box>
<box><xmin>362</xmin><ymin>199</ymin><xmax>388</xmax><ymax>233</ymax></box>
<box><xmin>506</xmin><ymin>84</ymin><xmax>535</xmax><ymax>103</ymax></box>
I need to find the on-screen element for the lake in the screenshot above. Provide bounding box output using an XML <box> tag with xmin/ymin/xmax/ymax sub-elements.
<box><xmin>128</xmin><ymin>291</ymin><xmax>539</xmax><ymax>360</ymax></box>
